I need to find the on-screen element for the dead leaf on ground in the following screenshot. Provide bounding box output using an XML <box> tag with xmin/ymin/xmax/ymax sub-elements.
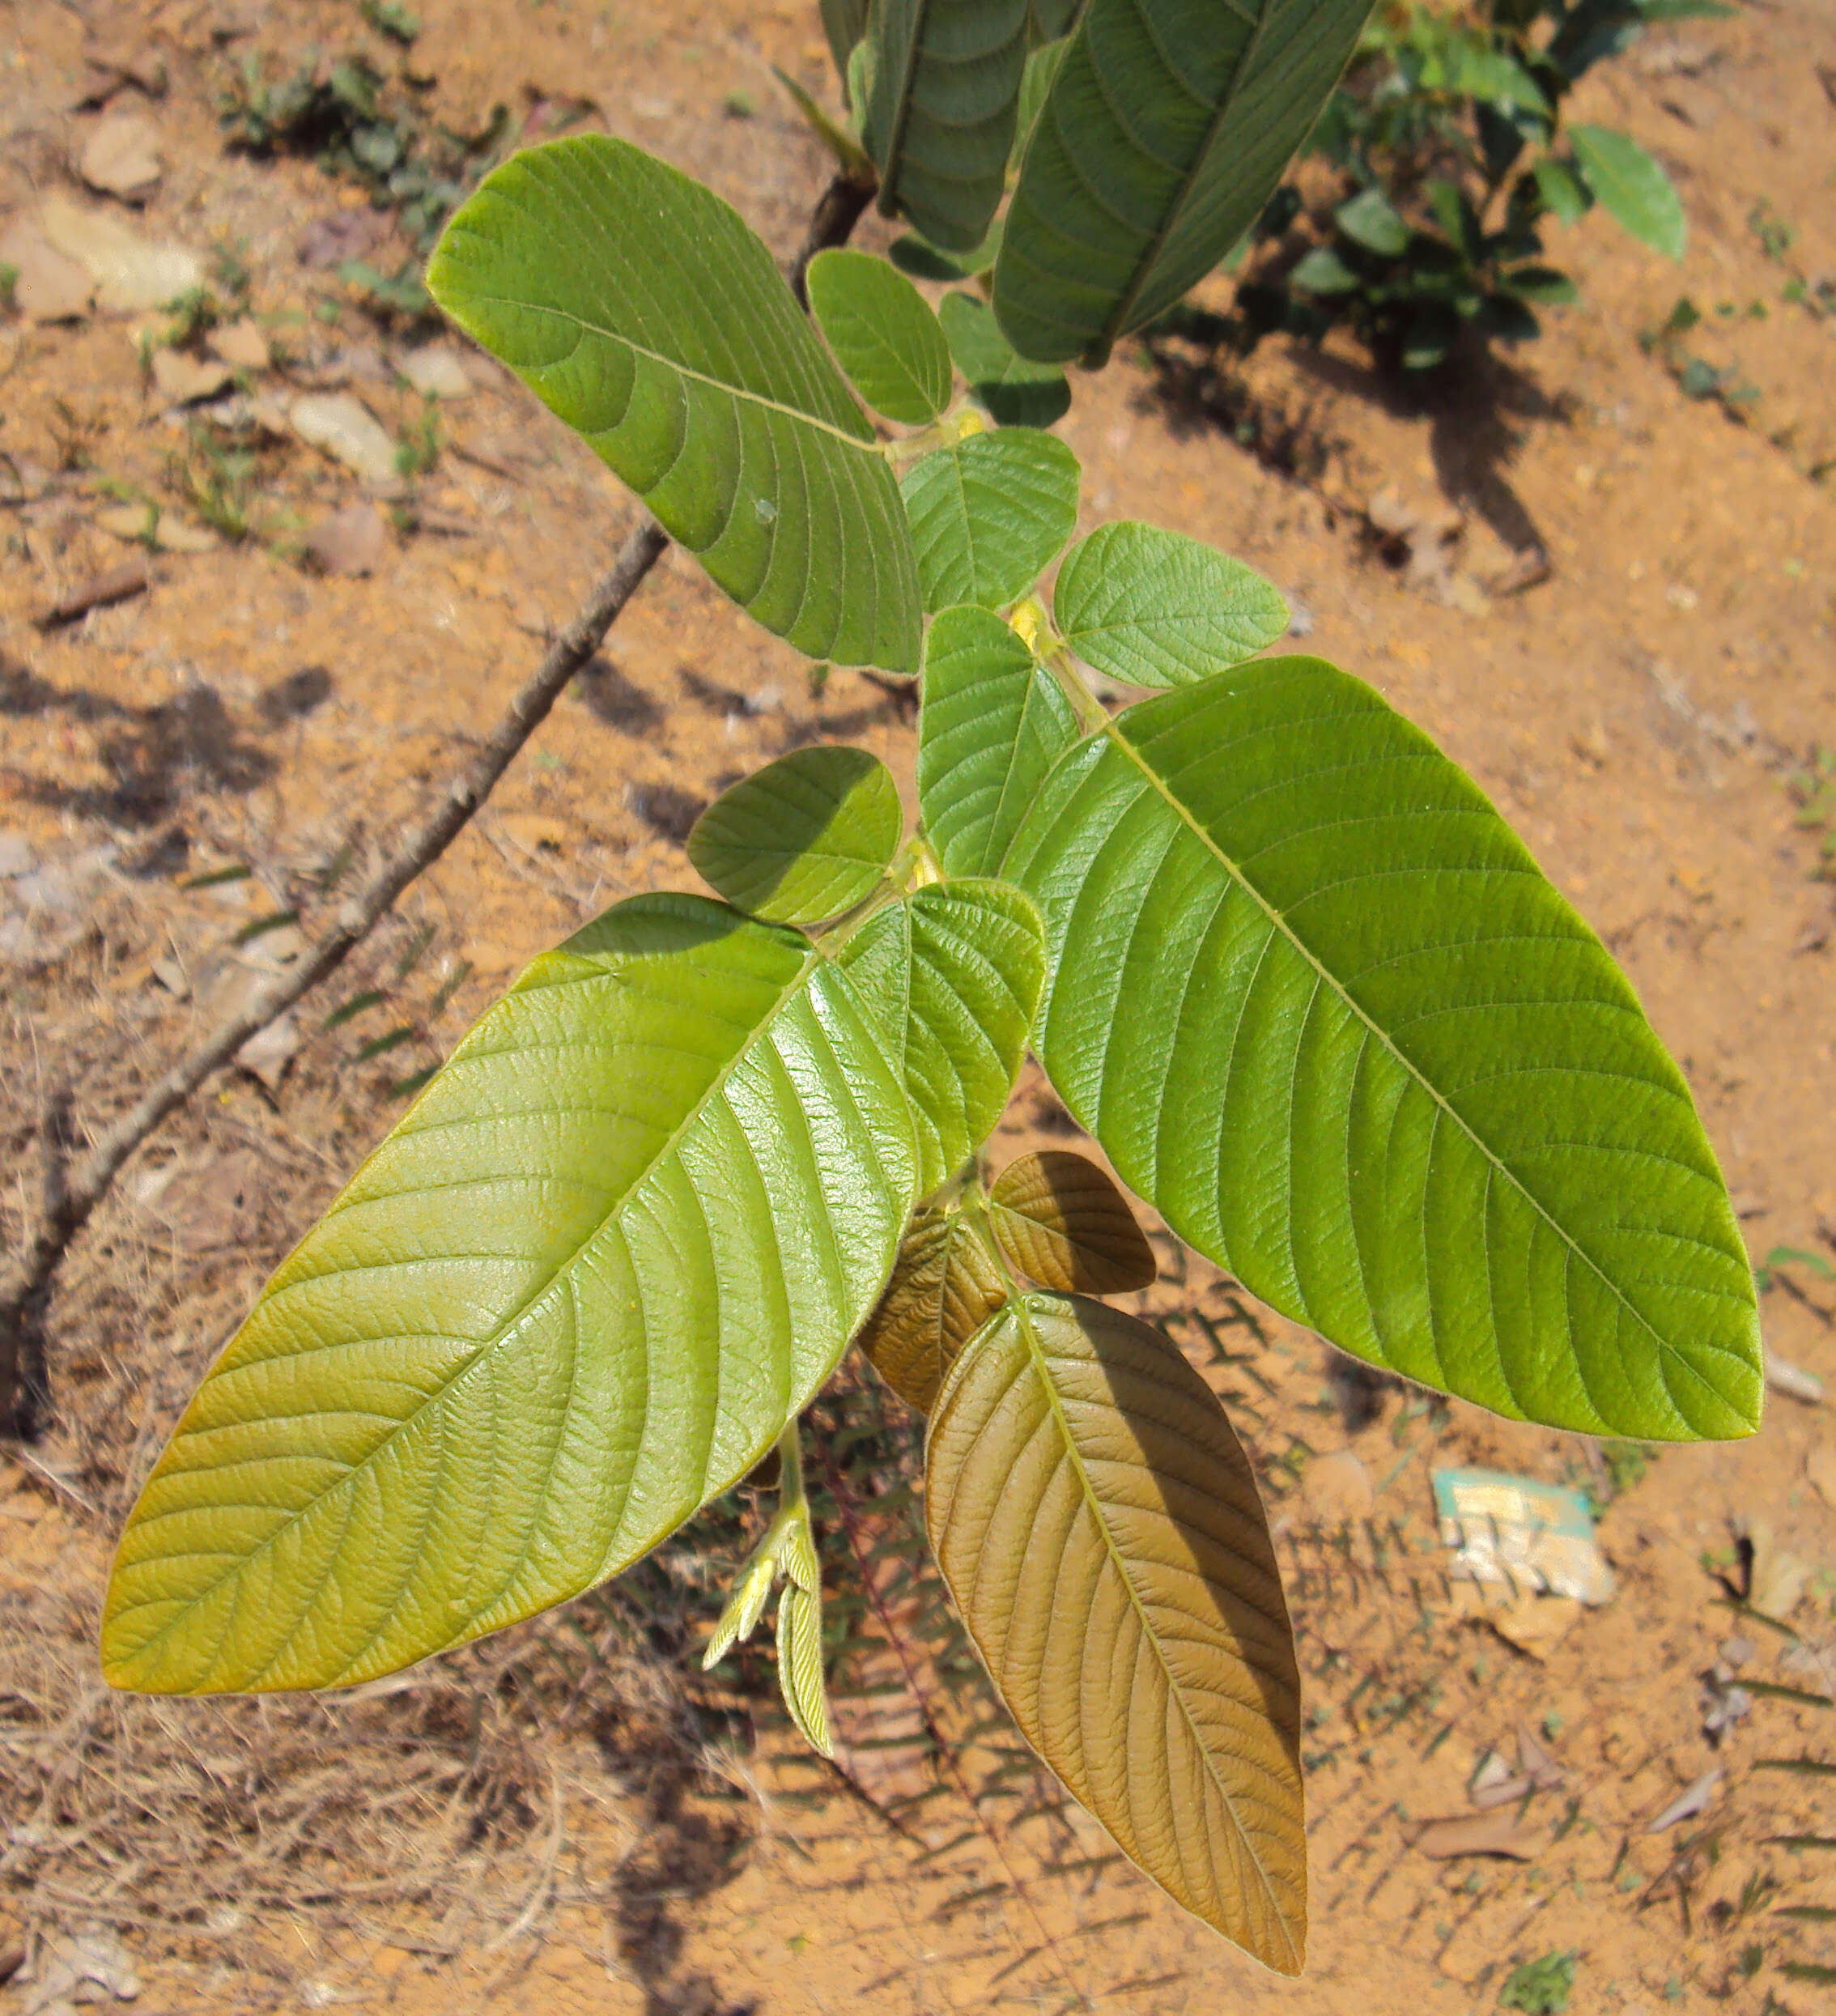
<box><xmin>303</xmin><ymin>501</ymin><xmax>389</xmax><ymax>577</ymax></box>
<box><xmin>0</xmin><ymin>224</ymin><xmax>92</xmax><ymax>322</ymax></box>
<box><xmin>1647</xmin><ymin>1769</ymin><xmax>1719</xmax><ymax>1832</ymax></box>
<box><xmin>236</xmin><ymin>1013</ymin><xmax>302</xmax><ymax>1094</ymax></box>
<box><xmin>79</xmin><ymin>111</ymin><xmax>164</xmax><ymax>201</ymax></box>
<box><xmin>296</xmin><ymin>210</ymin><xmax>388</xmax><ymax>269</ymax></box>
<box><xmin>151</xmin><ymin>347</ymin><xmax>234</xmax><ymax>404</ymax></box>
<box><xmin>139</xmin><ymin>1148</ymin><xmax>266</xmax><ymax>1252</ymax></box>
<box><xmin>1412</xmin><ymin>1810</ymin><xmax>1542</xmax><ymax>1860</ymax></box>
<box><xmin>35</xmin><ymin>556</ymin><xmax>148</xmax><ymax>627</ymax></box>
<box><xmin>1747</xmin><ymin>1520</ymin><xmax>1811</xmax><ymax>1622</ymax></box>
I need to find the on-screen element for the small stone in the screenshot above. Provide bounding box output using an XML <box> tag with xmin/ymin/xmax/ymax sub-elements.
<box><xmin>96</xmin><ymin>502</ymin><xmax>222</xmax><ymax>552</ymax></box>
<box><xmin>290</xmin><ymin>392</ymin><xmax>399</xmax><ymax>485</ymax></box>
<box><xmin>302</xmin><ymin>502</ymin><xmax>389</xmax><ymax>577</ymax></box>
<box><xmin>235</xmin><ymin>1013</ymin><xmax>302</xmax><ymax>1093</ymax></box>
<box><xmin>38</xmin><ymin>194</ymin><xmax>201</xmax><ymax>312</ymax></box>
<box><xmin>151</xmin><ymin>347</ymin><xmax>234</xmax><ymax>404</ymax></box>
<box><xmin>397</xmin><ymin>342</ymin><xmax>474</xmax><ymax>402</ymax></box>
<box><xmin>79</xmin><ymin>110</ymin><xmax>164</xmax><ymax>201</ymax></box>
<box><xmin>0</xmin><ymin>223</ymin><xmax>93</xmax><ymax>322</ymax></box>
<box><xmin>207</xmin><ymin>319</ymin><xmax>270</xmax><ymax>370</ymax></box>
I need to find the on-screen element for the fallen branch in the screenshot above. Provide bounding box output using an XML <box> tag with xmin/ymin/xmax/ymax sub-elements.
<box><xmin>0</xmin><ymin>516</ymin><xmax>668</xmax><ymax>1436</ymax></box>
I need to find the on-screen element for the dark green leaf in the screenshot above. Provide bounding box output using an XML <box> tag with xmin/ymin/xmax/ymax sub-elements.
<box><xmin>937</xmin><ymin>291</ymin><xmax>1071</xmax><ymax>427</ymax></box>
<box><xmin>901</xmin><ymin>427</ymin><xmax>1080</xmax><ymax>611</ymax></box>
<box><xmin>808</xmin><ymin>248</ymin><xmax>953</xmax><ymax>426</ymax></box>
<box><xmin>427</xmin><ymin>136</ymin><xmax>920</xmax><ymax>672</ymax></box>
<box><xmin>1005</xmin><ymin>657</ymin><xmax>1762</xmax><ymax>1440</ymax></box>
<box><xmin>1532</xmin><ymin>156</ymin><xmax>1593</xmax><ymax>224</ymax></box>
<box><xmin>688</xmin><ymin>746</ymin><xmax>903</xmax><ymax>923</ymax></box>
<box><xmin>1337</xmin><ymin>185</ymin><xmax>1411</xmax><ymax>256</ymax></box>
<box><xmin>864</xmin><ymin>0</ymin><xmax>1033</xmax><ymax>253</ymax></box>
<box><xmin>1289</xmin><ymin>247</ymin><xmax>1361</xmax><ymax>296</ymax></box>
<box><xmin>918</xmin><ymin>604</ymin><xmax>1078</xmax><ymax>877</ymax></box>
<box><xmin>992</xmin><ymin>0</ymin><xmax>1375</xmax><ymax>364</ymax></box>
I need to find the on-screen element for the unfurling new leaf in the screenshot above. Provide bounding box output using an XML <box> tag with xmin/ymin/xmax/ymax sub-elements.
<box><xmin>856</xmin><ymin>1205</ymin><xmax>1006</xmax><ymax>1410</ymax></box>
<box><xmin>927</xmin><ymin>1292</ymin><xmax>1306</xmax><ymax>1969</ymax></box>
<box><xmin>988</xmin><ymin>1149</ymin><xmax>1157</xmax><ymax>1294</ymax></box>
<box><xmin>688</xmin><ymin>745</ymin><xmax>903</xmax><ymax>923</ymax></box>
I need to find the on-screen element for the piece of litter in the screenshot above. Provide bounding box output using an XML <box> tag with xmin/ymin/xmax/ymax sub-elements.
<box><xmin>1746</xmin><ymin>1519</ymin><xmax>1810</xmax><ymax>1623</ymax></box>
<box><xmin>397</xmin><ymin>342</ymin><xmax>474</xmax><ymax>401</ymax></box>
<box><xmin>1516</xmin><ymin>1722</ymin><xmax>1566</xmax><ymax>1790</ymax></box>
<box><xmin>1433</xmin><ymin>1467</ymin><xmax>1616</xmax><ymax>1606</ymax></box>
<box><xmin>36</xmin><ymin>558</ymin><xmax>148</xmax><ymax>627</ymax></box>
<box><xmin>1485</xmin><ymin>1591</ymin><xmax>1583</xmax><ymax>1661</ymax></box>
<box><xmin>0</xmin><ymin>835</ymin><xmax>38</xmax><ymax>879</ymax></box>
<box><xmin>37</xmin><ymin>194</ymin><xmax>201</xmax><ymax>312</ymax></box>
<box><xmin>1470</xmin><ymin>1749</ymin><xmax>1532</xmax><ymax>1810</ymax></box>
<box><xmin>303</xmin><ymin>502</ymin><xmax>389</xmax><ymax>577</ymax></box>
<box><xmin>291</xmin><ymin>392</ymin><xmax>398</xmax><ymax>485</ymax></box>
<box><xmin>1647</xmin><ymin>1767</ymin><xmax>1719</xmax><ymax>1832</ymax></box>
<box><xmin>1701</xmin><ymin>1677</ymin><xmax>1752</xmax><ymax>1745</ymax></box>
<box><xmin>1765</xmin><ymin>1348</ymin><xmax>1824</xmax><ymax>1406</ymax></box>
<box><xmin>79</xmin><ymin>109</ymin><xmax>164</xmax><ymax>200</ymax></box>
<box><xmin>1413</xmin><ymin>1810</ymin><xmax>1541</xmax><ymax>1860</ymax></box>
<box><xmin>235</xmin><ymin>1014</ymin><xmax>301</xmax><ymax>1094</ymax></box>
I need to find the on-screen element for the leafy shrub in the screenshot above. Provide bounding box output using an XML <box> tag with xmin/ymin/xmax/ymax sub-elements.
<box><xmin>100</xmin><ymin>1</ymin><xmax>1762</xmax><ymax>1980</ymax></box>
<box><xmin>1239</xmin><ymin>0</ymin><xmax>1719</xmax><ymax>372</ymax></box>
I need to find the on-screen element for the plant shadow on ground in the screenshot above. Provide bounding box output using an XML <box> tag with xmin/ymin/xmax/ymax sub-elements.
<box><xmin>0</xmin><ymin>658</ymin><xmax>287</xmax><ymax>827</ymax></box>
<box><xmin>1138</xmin><ymin>317</ymin><xmax>1570</xmax><ymax>567</ymax></box>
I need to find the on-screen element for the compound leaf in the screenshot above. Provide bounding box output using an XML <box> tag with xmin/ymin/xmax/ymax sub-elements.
<box><xmin>1052</xmin><ymin>521</ymin><xmax>1289</xmax><ymax>688</ymax></box>
<box><xmin>901</xmin><ymin>428</ymin><xmax>1080</xmax><ymax>612</ymax></box>
<box><xmin>689</xmin><ymin>746</ymin><xmax>903</xmax><ymax>923</ymax></box>
<box><xmin>992</xmin><ymin>0</ymin><xmax>1375</xmax><ymax>364</ymax></box>
<box><xmin>917</xmin><ymin>604</ymin><xmax>1078</xmax><ymax>878</ymax></box>
<box><xmin>937</xmin><ymin>292</ymin><xmax>1071</xmax><ymax>427</ymax></box>
<box><xmin>428</xmin><ymin>135</ymin><xmax>920</xmax><ymax>672</ymax></box>
<box><xmin>989</xmin><ymin>1150</ymin><xmax>1156</xmax><ymax>1293</ymax></box>
<box><xmin>1570</xmin><ymin>124</ymin><xmax>1685</xmax><ymax>261</ymax></box>
<box><xmin>807</xmin><ymin>248</ymin><xmax>953</xmax><ymax>426</ymax></box>
<box><xmin>1005</xmin><ymin>658</ymin><xmax>1762</xmax><ymax>1441</ymax></box>
<box><xmin>841</xmin><ymin>880</ymin><xmax>1044</xmax><ymax>1193</ymax></box>
<box><xmin>856</xmin><ymin>1205</ymin><xmax>1007</xmax><ymax>1410</ymax></box>
<box><xmin>927</xmin><ymin>1291</ymin><xmax>1304</xmax><ymax>1968</ymax></box>
<box><xmin>102</xmin><ymin>894</ymin><xmax>917</xmax><ymax>1694</ymax></box>
<box><xmin>864</xmin><ymin>0</ymin><xmax>1033</xmax><ymax>253</ymax></box>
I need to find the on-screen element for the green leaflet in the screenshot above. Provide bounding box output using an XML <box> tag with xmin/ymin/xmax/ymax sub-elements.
<box><xmin>918</xmin><ymin>604</ymin><xmax>1077</xmax><ymax>877</ymax></box>
<box><xmin>1570</xmin><ymin>125</ymin><xmax>1685</xmax><ymax>262</ymax></box>
<box><xmin>1053</xmin><ymin>521</ymin><xmax>1289</xmax><ymax>688</ymax></box>
<box><xmin>901</xmin><ymin>428</ymin><xmax>1080</xmax><ymax>612</ymax></box>
<box><xmin>807</xmin><ymin>249</ymin><xmax>954</xmax><ymax>426</ymax></box>
<box><xmin>102</xmin><ymin>895</ymin><xmax>917</xmax><ymax>1694</ymax></box>
<box><xmin>992</xmin><ymin>0</ymin><xmax>1375</xmax><ymax>364</ymax></box>
<box><xmin>841</xmin><ymin>881</ymin><xmax>1045</xmax><ymax>1194</ymax></box>
<box><xmin>890</xmin><ymin>218</ymin><xmax>1002</xmax><ymax>283</ymax></box>
<box><xmin>937</xmin><ymin>292</ymin><xmax>1071</xmax><ymax>428</ymax></box>
<box><xmin>820</xmin><ymin>0</ymin><xmax>871</xmax><ymax>83</ymax></box>
<box><xmin>864</xmin><ymin>0</ymin><xmax>1033</xmax><ymax>253</ymax></box>
<box><xmin>427</xmin><ymin>136</ymin><xmax>920</xmax><ymax>673</ymax></box>
<box><xmin>927</xmin><ymin>1292</ymin><xmax>1305</xmax><ymax>1969</ymax></box>
<box><xmin>688</xmin><ymin>746</ymin><xmax>903</xmax><ymax>923</ymax></box>
<box><xmin>1005</xmin><ymin>659</ymin><xmax>1762</xmax><ymax>1441</ymax></box>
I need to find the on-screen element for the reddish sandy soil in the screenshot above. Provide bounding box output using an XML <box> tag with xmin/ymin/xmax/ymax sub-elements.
<box><xmin>2</xmin><ymin>2</ymin><xmax>1834</xmax><ymax>2013</ymax></box>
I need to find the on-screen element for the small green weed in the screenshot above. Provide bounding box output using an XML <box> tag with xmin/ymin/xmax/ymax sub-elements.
<box><xmin>0</xmin><ymin>262</ymin><xmax>18</xmax><ymax>315</ymax></box>
<box><xmin>1498</xmin><ymin>1950</ymin><xmax>1576</xmax><ymax>2014</ymax></box>
<box><xmin>166</xmin><ymin>427</ymin><xmax>259</xmax><ymax>542</ymax></box>
<box><xmin>393</xmin><ymin>406</ymin><xmax>441</xmax><ymax>481</ymax></box>
<box><xmin>1787</xmin><ymin>747</ymin><xmax>1836</xmax><ymax>877</ymax></box>
<box><xmin>361</xmin><ymin>0</ymin><xmax>421</xmax><ymax>43</ymax></box>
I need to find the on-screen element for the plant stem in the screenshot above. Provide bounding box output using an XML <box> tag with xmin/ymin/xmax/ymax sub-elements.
<box><xmin>0</xmin><ymin>515</ymin><xmax>667</xmax><ymax>1437</ymax></box>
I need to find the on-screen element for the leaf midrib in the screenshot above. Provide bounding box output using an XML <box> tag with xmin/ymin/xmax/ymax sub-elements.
<box><xmin>455</xmin><ymin>293</ymin><xmax>882</xmax><ymax>453</ymax></box>
<box><xmin>1010</xmin><ymin>1295</ymin><xmax>1301</xmax><ymax>1967</ymax></box>
<box><xmin>1103</xmin><ymin>716</ymin><xmax>1704</xmax><ymax>1410</ymax></box>
<box><xmin>117</xmin><ymin>940</ymin><xmax>830</xmax><ymax>1670</ymax></box>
